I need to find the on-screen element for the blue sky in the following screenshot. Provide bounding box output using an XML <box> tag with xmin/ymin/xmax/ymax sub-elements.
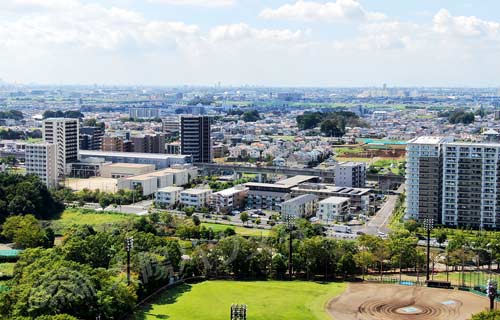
<box><xmin>1</xmin><ymin>0</ymin><xmax>500</xmax><ymax>87</ymax></box>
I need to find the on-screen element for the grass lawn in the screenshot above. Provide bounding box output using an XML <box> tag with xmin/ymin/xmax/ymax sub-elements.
<box><xmin>50</xmin><ymin>208</ymin><xmax>137</xmax><ymax>234</ymax></box>
<box><xmin>0</xmin><ymin>263</ymin><xmax>15</xmax><ymax>277</ymax></box>
<box><xmin>202</xmin><ymin>223</ymin><xmax>272</xmax><ymax>237</ymax></box>
<box><xmin>134</xmin><ymin>280</ymin><xmax>346</xmax><ymax>320</ymax></box>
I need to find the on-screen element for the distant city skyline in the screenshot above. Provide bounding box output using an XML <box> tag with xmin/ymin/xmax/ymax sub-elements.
<box><xmin>1</xmin><ymin>0</ymin><xmax>500</xmax><ymax>87</ymax></box>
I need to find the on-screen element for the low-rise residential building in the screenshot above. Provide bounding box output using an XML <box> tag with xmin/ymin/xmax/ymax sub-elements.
<box><xmin>280</xmin><ymin>194</ymin><xmax>318</xmax><ymax>218</ymax></box>
<box><xmin>335</xmin><ymin>161</ymin><xmax>366</xmax><ymax>188</ymax></box>
<box><xmin>317</xmin><ymin>197</ymin><xmax>351</xmax><ymax>223</ymax></box>
<box><xmin>181</xmin><ymin>188</ymin><xmax>212</xmax><ymax>208</ymax></box>
<box><xmin>291</xmin><ymin>184</ymin><xmax>370</xmax><ymax>212</ymax></box>
<box><xmin>155</xmin><ymin>186</ymin><xmax>184</xmax><ymax>208</ymax></box>
<box><xmin>211</xmin><ymin>185</ymin><xmax>248</xmax><ymax>213</ymax></box>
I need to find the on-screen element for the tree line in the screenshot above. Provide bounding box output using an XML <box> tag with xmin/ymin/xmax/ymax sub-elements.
<box><xmin>296</xmin><ymin>111</ymin><xmax>368</xmax><ymax>137</ymax></box>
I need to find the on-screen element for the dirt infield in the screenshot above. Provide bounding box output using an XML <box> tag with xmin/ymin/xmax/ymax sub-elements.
<box><xmin>327</xmin><ymin>283</ymin><xmax>489</xmax><ymax>320</ymax></box>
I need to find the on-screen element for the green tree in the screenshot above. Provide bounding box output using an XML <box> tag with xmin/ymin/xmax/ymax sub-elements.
<box><xmin>471</xmin><ymin>310</ymin><xmax>500</xmax><ymax>320</ymax></box>
<box><xmin>2</xmin><ymin>215</ymin><xmax>49</xmax><ymax>249</ymax></box>
<box><xmin>240</xmin><ymin>212</ymin><xmax>249</xmax><ymax>225</ymax></box>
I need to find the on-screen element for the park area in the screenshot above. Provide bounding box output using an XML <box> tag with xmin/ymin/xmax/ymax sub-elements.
<box><xmin>133</xmin><ymin>281</ymin><xmax>345</xmax><ymax>320</ymax></box>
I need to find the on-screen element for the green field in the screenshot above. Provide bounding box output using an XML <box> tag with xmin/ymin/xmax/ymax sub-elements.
<box><xmin>202</xmin><ymin>223</ymin><xmax>272</xmax><ymax>237</ymax></box>
<box><xmin>49</xmin><ymin>209</ymin><xmax>137</xmax><ymax>234</ymax></box>
<box><xmin>134</xmin><ymin>281</ymin><xmax>346</xmax><ymax>320</ymax></box>
<box><xmin>0</xmin><ymin>263</ymin><xmax>15</xmax><ymax>277</ymax></box>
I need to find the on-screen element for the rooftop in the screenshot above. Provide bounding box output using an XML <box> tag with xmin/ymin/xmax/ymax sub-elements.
<box><xmin>407</xmin><ymin>136</ymin><xmax>452</xmax><ymax>145</ymax></box>
<box><xmin>157</xmin><ymin>186</ymin><xmax>184</xmax><ymax>192</ymax></box>
<box><xmin>79</xmin><ymin>150</ymin><xmax>189</xmax><ymax>160</ymax></box>
<box><xmin>104</xmin><ymin>163</ymin><xmax>155</xmax><ymax>169</ymax></box>
<box><xmin>319</xmin><ymin>196</ymin><xmax>351</xmax><ymax>204</ymax></box>
<box><xmin>213</xmin><ymin>185</ymin><xmax>249</xmax><ymax>196</ymax></box>
<box><xmin>181</xmin><ymin>188</ymin><xmax>212</xmax><ymax>195</ymax></box>
<box><xmin>281</xmin><ymin>194</ymin><xmax>317</xmax><ymax>205</ymax></box>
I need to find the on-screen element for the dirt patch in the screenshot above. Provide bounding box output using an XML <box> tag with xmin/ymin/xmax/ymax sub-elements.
<box><xmin>327</xmin><ymin>283</ymin><xmax>489</xmax><ymax>320</ymax></box>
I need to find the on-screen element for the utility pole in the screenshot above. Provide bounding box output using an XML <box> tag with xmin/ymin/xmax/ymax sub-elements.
<box><xmin>282</xmin><ymin>214</ymin><xmax>295</xmax><ymax>281</ymax></box>
<box><xmin>423</xmin><ymin>218</ymin><xmax>434</xmax><ymax>281</ymax></box>
<box><xmin>125</xmin><ymin>237</ymin><xmax>134</xmax><ymax>285</ymax></box>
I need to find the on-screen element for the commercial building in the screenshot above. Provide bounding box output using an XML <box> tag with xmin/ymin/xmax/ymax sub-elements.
<box><xmin>79</xmin><ymin>150</ymin><xmax>191</xmax><ymax>169</ymax></box>
<box><xmin>245</xmin><ymin>175</ymin><xmax>319</xmax><ymax>211</ymax></box>
<box><xmin>117</xmin><ymin>166</ymin><xmax>197</xmax><ymax>196</ymax></box>
<box><xmin>291</xmin><ymin>184</ymin><xmax>370</xmax><ymax>212</ymax></box>
<box><xmin>129</xmin><ymin>107</ymin><xmax>160</xmax><ymax>119</ymax></box>
<box><xmin>211</xmin><ymin>185</ymin><xmax>249</xmax><ymax>213</ymax></box>
<box><xmin>25</xmin><ymin>143</ymin><xmax>58</xmax><ymax>188</ymax></box>
<box><xmin>180</xmin><ymin>115</ymin><xmax>212</xmax><ymax>163</ymax></box>
<box><xmin>101</xmin><ymin>163</ymin><xmax>155</xmax><ymax>178</ymax></box>
<box><xmin>155</xmin><ymin>186</ymin><xmax>184</xmax><ymax>208</ymax></box>
<box><xmin>80</xmin><ymin>126</ymin><xmax>104</xmax><ymax>151</ymax></box>
<box><xmin>280</xmin><ymin>194</ymin><xmax>318</xmax><ymax>218</ymax></box>
<box><xmin>317</xmin><ymin>197</ymin><xmax>351</xmax><ymax>223</ymax></box>
<box><xmin>43</xmin><ymin>118</ymin><xmax>79</xmax><ymax>179</ymax></box>
<box><xmin>335</xmin><ymin>161</ymin><xmax>366</xmax><ymax>188</ymax></box>
<box><xmin>180</xmin><ymin>188</ymin><xmax>212</xmax><ymax>208</ymax></box>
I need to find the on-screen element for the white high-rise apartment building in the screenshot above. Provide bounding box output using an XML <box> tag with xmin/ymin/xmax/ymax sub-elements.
<box><xmin>406</xmin><ymin>136</ymin><xmax>500</xmax><ymax>229</ymax></box>
<box><xmin>43</xmin><ymin>118</ymin><xmax>79</xmax><ymax>179</ymax></box>
<box><xmin>25</xmin><ymin>143</ymin><xmax>58</xmax><ymax>188</ymax></box>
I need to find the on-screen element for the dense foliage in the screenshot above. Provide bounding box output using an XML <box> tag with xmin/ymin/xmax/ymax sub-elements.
<box><xmin>0</xmin><ymin>173</ymin><xmax>63</xmax><ymax>223</ymax></box>
<box><xmin>42</xmin><ymin>110</ymin><xmax>84</xmax><ymax>119</ymax></box>
<box><xmin>242</xmin><ymin>110</ymin><xmax>261</xmax><ymax>122</ymax></box>
<box><xmin>0</xmin><ymin>110</ymin><xmax>23</xmax><ymax>120</ymax></box>
<box><xmin>0</xmin><ymin>128</ymin><xmax>42</xmax><ymax>140</ymax></box>
<box><xmin>296</xmin><ymin>111</ymin><xmax>368</xmax><ymax>136</ymax></box>
<box><xmin>2</xmin><ymin>215</ymin><xmax>54</xmax><ymax>249</ymax></box>
<box><xmin>471</xmin><ymin>310</ymin><xmax>500</xmax><ymax>320</ymax></box>
<box><xmin>439</xmin><ymin>109</ymin><xmax>475</xmax><ymax>125</ymax></box>
<box><xmin>53</xmin><ymin>187</ymin><xmax>143</xmax><ymax>209</ymax></box>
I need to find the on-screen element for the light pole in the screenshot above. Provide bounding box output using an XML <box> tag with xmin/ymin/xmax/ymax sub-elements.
<box><xmin>125</xmin><ymin>236</ymin><xmax>134</xmax><ymax>285</ymax></box>
<box><xmin>282</xmin><ymin>214</ymin><xmax>295</xmax><ymax>281</ymax></box>
<box><xmin>423</xmin><ymin>218</ymin><xmax>434</xmax><ymax>281</ymax></box>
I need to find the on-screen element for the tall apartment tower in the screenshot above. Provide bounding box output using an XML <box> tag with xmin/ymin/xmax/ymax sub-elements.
<box><xmin>43</xmin><ymin>118</ymin><xmax>79</xmax><ymax>179</ymax></box>
<box><xmin>406</xmin><ymin>136</ymin><xmax>452</xmax><ymax>224</ymax></box>
<box><xmin>180</xmin><ymin>115</ymin><xmax>212</xmax><ymax>163</ymax></box>
<box><xmin>80</xmin><ymin>126</ymin><xmax>104</xmax><ymax>150</ymax></box>
<box><xmin>442</xmin><ymin>143</ymin><xmax>500</xmax><ymax>229</ymax></box>
<box><xmin>25</xmin><ymin>143</ymin><xmax>58</xmax><ymax>188</ymax></box>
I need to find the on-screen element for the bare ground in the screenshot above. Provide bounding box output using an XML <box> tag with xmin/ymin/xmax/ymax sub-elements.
<box><xmin>327</xmin><ymin>283</ymin><xmax>490</xmax><ymax>320</ymax></box>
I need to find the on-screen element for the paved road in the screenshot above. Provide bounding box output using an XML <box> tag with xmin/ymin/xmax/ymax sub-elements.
<box><xmin>350</xmin><ymin>195</ymin><xmax>398</xmax><ymax>236</ymax></box>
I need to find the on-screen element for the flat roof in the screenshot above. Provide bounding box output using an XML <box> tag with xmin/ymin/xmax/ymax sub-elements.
<box><xmin>276</xmin><ymin>175</ymin><xmax>319</xmax><ymax>187</ymax></box>
<box><xmin>104</xmin><ymin>163</ymin><xmax>155</xmax><ymax>168</ymax></box>
<box><xmin>408</xmin><ymin>136</ymin><xmax>451</xmax><ymax>145</ymax></box>
<box><xmin>124</xmin><ymin>167</ymin><xmax>192</xmax><ymax>180</ymax></box>
<box><xmin>79</xmin><ymin>150</ymin><xmax>189</xmax><ymax>160</ymax></box>
<box><xmin>213</xmin><ymin>186</ymin><xmax>248</xmax><ymax>196</ymax></box>
<box><xmin>157</xmin><ymin>186</ymin><xmax>184</xmax><ymax>192</ymax></box>
<box><xmin>181</xmin><ymin>188</ymin><xmax>212</xmax><ymax>195</ymax></box>
<box><xmin>281</xmin><ymin>194</ymin><xmax>317</xmax><ymax>205</ymax></box>
<box><xmin>319</xmin><ymin>196</ymin><xmax>351</xmax><ymax>204</ymax></box>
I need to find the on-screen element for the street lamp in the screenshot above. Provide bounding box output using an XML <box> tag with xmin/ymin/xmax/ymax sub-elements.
<box><xmin>282</xmin><ymin>213</ymin><xmax>295</xmax><ymax>281</ymax></box>
<box><xmin>125</xmin><ymin>236</ymin><xmax>134</xmax><ymax>285</ymax></box>
<box><xmin>423</xmin><ymin>218</ymin><xmax>434</xmax><ymax>281</ymax></box>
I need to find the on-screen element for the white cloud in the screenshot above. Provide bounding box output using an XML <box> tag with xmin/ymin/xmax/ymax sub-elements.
<box><xmin>209</xmin><ymin>23</ymin><xmax>306</xmax><ymax>42</ymax></box>
<box><xmin>259</xmin><ymin>0</ymin><xmax>386</xmax><ymax>23</ymax></box>
<box><xmin>147</xmin><ymin>0</ymin><xmax>234</xmax><ymax>7</ymax></box>
<box><xmin>433</xmin><ymin>9</ymin><xmax>500</xmax><ymax>40</ymax></box>
<box><xmin>0</xmin><ymin>0</ymin><xmax>200</xmax><ymax>50</ymax></box>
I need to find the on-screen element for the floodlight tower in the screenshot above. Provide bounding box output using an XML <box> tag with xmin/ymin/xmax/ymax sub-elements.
<box><xmin>423</xmin><ymin>218</ymin><xmax>434</xmax><ymax>281</ymax></box>
<box><xmin>125</xmin><ymin>236</ymin><xmax>134</xmax><ymax>285</ymax></box>
<box><xmin>283</xmin><ymin>214</ymin><xmax>295</xmax><ymax>281</ymax></box>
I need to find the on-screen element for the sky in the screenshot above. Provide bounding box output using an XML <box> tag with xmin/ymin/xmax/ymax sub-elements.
<box><xmin>1</xmin><ymin>0</ymin><xmax>500</xmax><ymax>87</ymax></box>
